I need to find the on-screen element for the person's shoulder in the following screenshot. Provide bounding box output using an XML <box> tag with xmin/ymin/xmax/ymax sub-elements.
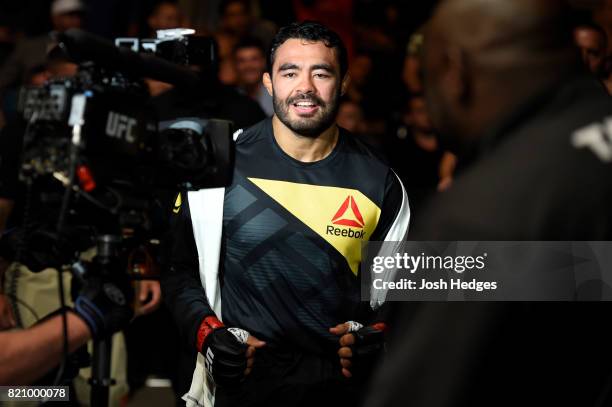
<box><xmin>515</xmin><ymin>77</ymin><xmax>612</xmax><ymax>167</ymax></box>
<box><xmin>233</xmin><ymin>117</ymin><xmax>271</xmax><ymax>145</ymax></box>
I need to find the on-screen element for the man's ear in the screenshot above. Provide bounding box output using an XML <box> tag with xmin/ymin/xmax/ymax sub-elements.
<box><xmin>340</xmin><ymin>74</ymin><xmax>350</xmax><ymax>96</ymax></box>
<box><xmin>263</xmin><ymin>72</ymin><xmax>273</xmax><ymax>96</ymax></box>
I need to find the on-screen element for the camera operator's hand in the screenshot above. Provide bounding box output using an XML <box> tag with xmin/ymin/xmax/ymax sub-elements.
<box><xmin>197</xmin><ymin>316</ymin><xmax>266</xmax><ymax>387</ymax></box>
<box><xmin>330</xmin><ymin>321</ymin><xmax>387</xmax><ymax>379</ymax></box>
<box><xmin>74</xmin><ymin>273</ymin><xmax>134</xmax><ymax>339</ymax></box>
<box><xmin>136</xmin><ymin>280</ymin><xmax>162</xmax><ymax>316</ymax></box>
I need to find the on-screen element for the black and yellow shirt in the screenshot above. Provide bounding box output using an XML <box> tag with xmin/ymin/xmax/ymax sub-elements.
<box><xmin>163</xmin><ymin>118</ymin><xmax>409</xmax><ymax>356</ymax></box>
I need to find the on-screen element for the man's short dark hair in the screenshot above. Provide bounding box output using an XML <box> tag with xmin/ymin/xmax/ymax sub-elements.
<box><xmin>234</xmin><ymin>37</ymin><xmax>266</xmax><ymax>57</ymax></box>
<box><xmin>267</xmin><ymin>21</ymin><xmax>348</xmax><ymax>79</ymax></box>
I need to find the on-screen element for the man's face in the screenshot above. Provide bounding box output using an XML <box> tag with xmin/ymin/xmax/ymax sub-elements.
<box><xmin>235</xmin><ymin>47</ymin><xmax>266</xmax><ymax>86</ymax></box>
<box><xmin>223</xmin><ymin>2</ymin><xmax>250</xmax><ymax>35</ymax></box>
<box><xmin>574</xmin><ymin>27</ymin><xmax>607</xmax><ymax>76</ymax></box>
<box><xmin>264</xmin><ymin>39</ymin><xmax>344</xmax><ymax>138</ymax></box>
<box><xmin>149</xmin><ymin>3</ymin><xmax>181</xmax><ymax>31</ymax></box>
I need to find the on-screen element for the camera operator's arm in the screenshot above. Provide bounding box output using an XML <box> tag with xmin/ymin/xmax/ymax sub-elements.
<box><xmin>0</xmin><ymin>311</ymin><xmax>90</xmax><ymax>385</ymax></box>
<box><xmin>0</xmin><ymin>268</ymin><xmax>133</xmax><ymax>384</ymax></box>
<box><xmin>161</xmin><ymin>193</ymin><xmax>216</xmax><ymax>351</ymax></box>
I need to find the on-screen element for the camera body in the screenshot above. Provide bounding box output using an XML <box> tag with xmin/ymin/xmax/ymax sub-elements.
<box><xmin>9</xmin><ymin>28</ymin><xmax>234</xmax><ymax>270</ymax></box>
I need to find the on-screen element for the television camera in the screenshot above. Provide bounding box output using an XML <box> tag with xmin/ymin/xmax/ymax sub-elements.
<box><xmin>5</xmin><ymin>28</ymin><xmax>235</xmax><ymax>406</ymax></box>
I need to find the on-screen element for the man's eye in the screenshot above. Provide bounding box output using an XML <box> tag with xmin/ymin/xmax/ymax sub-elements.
<box><xmin>283</xmin><ymin>72</ymin><xmax>296</xmax><ymax>78</ymax></box>
<box><xmin>314</xmin><ymin>73</ymin><xmax>330</xmax><ymax>79</ymax></box>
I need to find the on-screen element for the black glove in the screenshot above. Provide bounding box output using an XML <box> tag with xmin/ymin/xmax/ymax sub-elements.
<box><xmin>346</xmin><ymin>322</ymin><xmax>387</xmax><ymax>379</ymax></box>
<box><xmin>74</xmin><ymin>273</ymin><xmax>134</xmax><ymax>339</ymax></box>
<box><xmin>197</xmin><ymin>316</ymin><xmax>249</xmax><ymax>387</ymax></box>
<box><xmin>351</xmin><ymin>325</ymin><xmax>386</xmax><ymax>358</ymax></box>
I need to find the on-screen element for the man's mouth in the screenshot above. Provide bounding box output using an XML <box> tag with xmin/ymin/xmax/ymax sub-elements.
<box><xmin>291</xmin><ymin>100</ymin><xmax>320</xmax><ymax>115</ymax></box>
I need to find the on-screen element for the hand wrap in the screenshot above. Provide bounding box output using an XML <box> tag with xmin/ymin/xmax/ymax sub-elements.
<box><xmin>197</xmin><ymin>316</ymin><xmax>250</xmax><ymax>387</ymax></box>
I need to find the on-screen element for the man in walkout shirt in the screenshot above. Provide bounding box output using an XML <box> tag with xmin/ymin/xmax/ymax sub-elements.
<box><xmin>162</xmin><ymin>21</ymin><xmax>410</xmax><ymax>407</ymax></box>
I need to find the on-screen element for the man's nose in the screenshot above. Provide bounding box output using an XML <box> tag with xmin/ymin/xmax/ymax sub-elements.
<box><xmin>296</xmin><ymin>74</ymin><xmax>316</xmax><ymax>94</ymax></box>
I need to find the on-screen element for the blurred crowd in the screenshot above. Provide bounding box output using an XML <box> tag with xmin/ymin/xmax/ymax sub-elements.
<box><xmin>1</xmin><ymin>0</ymin><xmax>612</xmax><ymax>215</ymax></box>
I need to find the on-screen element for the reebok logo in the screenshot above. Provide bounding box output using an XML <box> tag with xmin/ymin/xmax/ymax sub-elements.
<box><xmin>332</xmin><ymin>196</ymin><xmax>365</xmax><ymax>228</ymax></box>
<box><xmin>247</xmin><ymin>177</ymin><xmax>381</xmax><ymax>275</ymax></box>
<box><xmin>327</xmin><ymin>195</ymin><xmax>365</xmax><ymax>239</ymax></box>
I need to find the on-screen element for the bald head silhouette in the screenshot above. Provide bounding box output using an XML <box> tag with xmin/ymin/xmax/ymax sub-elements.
<box><xmin>423</xmin><ymin>0</ymin><xmax>578</xmax><ymax>146</ymax></box>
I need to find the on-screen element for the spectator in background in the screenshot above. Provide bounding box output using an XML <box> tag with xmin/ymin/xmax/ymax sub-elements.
<box><xmin>402</xmin><ymin>33</ymin><xmax>424</xmax><ymax>95</ymax></box>
<box><xmin>233</xmin><ymin>37</ymin><xmax>273</xmax><ymax>116</ymax></box>
<box><xmin>293</xmin><ymin>0</ymin><xmax>355</xmax><ymax>59</ymax></box>
<box><xmin>0</xmin><ymin>0</ymin><xmax>83</xmax><ymax>89</ymax></box>
<box><xmin>146</xmin><ymin>1</ymin><xmax>182</xmax><ymax>36</ymax></box>
<box><xmin>216</xmin><ymin>0</ymin><xmax>277</xmax><ymax>84</ymax></box>
<box><xmin>574</xmin><ymin>22</ymin><xmax>608</xmax><ymax>78</ymax></box>
<box><xmin>387</xmin><ymin>94</ymin><xmax>454</xmax><ymax>213</ymax></box>
<box><xmin>0</xmin><ymin>0</ymin><xmax>83</xmax><ymax>123</ymax></box>
<box><xmin>337</xmin><ymin>98</ymin><xmax>365</xmax><ymax>134</ymax></box>
<box><xmin>219</xmin><ymin>0</ymin><xmax>276</xmax><ymax>47</ymax></box>
<box><xmin>343</xmin><ymin>51</ymin><xmax>391</xmax><ymax>140</ymax></box>
<box><xmin>345</xmin><ymin>52</ymin><xmax>372</xmax><ymax>104</ymax></box>
<box><xmin>177</xmin><ymin>0</ymin><xmax>220</xmax><ymax>34</ymax></box>
<box><xmin>142</xmin><ymin>1</ymin><xmax>185</xmax><ymax>97</ymax></box>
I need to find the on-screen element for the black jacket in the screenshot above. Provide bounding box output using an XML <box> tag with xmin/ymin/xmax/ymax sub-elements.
<box><xmin>366</xmin><ymin>76</ymin><xmax>612</xmax><ymax>407</ymax></box>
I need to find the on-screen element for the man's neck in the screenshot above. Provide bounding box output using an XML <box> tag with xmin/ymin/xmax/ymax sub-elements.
<box><xmin>271</xmin><ymin>115</ymin><xmax>339</xmax><ymax>163</ymax></box>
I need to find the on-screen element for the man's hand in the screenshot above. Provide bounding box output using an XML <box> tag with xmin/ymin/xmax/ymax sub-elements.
<box><xmin>136</xmin><ymin>280</ymin><xmax>162</xmax><ymax>316</ymax></box>
<box><xmin>244</xmin><ymin>334</ymin><xmax>266</xmax><ymax>376</ymax></box>
<box><xmin>330</xmin><ymin>321</ymin><xmax>387</xmax><ymax>378</ymax></box>
<box><xmin>197</xmin><ymin>316</ymin><xmax>266</xmax><ymax>387</ymax></box>
<box><xmin>0</xmin><ymin>294</ymin><xmax>15</xmax><ymax>330</ymax></box>
<box><xmin>74</xmin><ymin>273</ymin><xmax>134</xmax><ymax>339</ymax></box>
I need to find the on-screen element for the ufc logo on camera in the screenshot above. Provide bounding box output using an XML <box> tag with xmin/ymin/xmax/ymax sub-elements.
<box><xmin>105</xmin><ymin>111</ymin><xmax>137</xmax><ymax>143</ymax></box>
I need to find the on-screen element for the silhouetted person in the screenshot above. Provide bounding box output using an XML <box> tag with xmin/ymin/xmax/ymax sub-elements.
<box><xmin>365</xmin><ymin>1</ymin><xmax>612</xmax><ymax>406</ymax></box>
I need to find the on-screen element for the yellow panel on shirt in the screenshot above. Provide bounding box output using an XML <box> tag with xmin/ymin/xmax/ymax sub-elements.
<box><xmin>248</xmin><ymin>177</ymin><xmax>381</xmax><ymax>275</ymax></box>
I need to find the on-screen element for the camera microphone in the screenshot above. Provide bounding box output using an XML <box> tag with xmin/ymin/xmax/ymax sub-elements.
<box><xmin>55</xmin><ymin>29</ymin><xmax>201</xmax><ymax>89</ymax></box>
